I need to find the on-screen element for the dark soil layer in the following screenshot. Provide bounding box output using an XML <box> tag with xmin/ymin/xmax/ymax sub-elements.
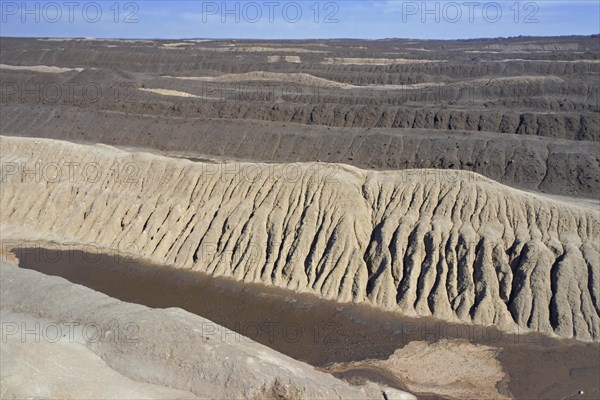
<box><xmin>2</xmin><ymin>104</ymin><xmax>599</xmax><ymax>198</ymax></box>
<box><xmin>1</xmin><ymin>36</ymin><xmax>599</xmax><ymax>197</ymax></box>
<box><xmin>1</xmin><ymin>36</ymin><xmax>599</xmax><ymax>138</ymax></box>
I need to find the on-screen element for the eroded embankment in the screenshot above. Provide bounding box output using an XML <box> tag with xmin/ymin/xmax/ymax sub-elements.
<box><xmin>1</xmin><ymin>136</ymin><xmax>599</xmax><ymax>341</ymax></box>
<box><xmin>2</xmin><ymin>104</ymin><xmax>598</xmax><ymax>198</ymax></box>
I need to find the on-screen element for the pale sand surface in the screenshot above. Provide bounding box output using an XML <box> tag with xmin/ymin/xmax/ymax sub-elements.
<box><xmin>325</xmin><ymin>340</ymin><xmax>510</xmax><ymax>400</ymax></box>
<box><xmin>0</xmin><ymin>64</ymin><xmax>84</xmax><ymax>73</ymax></box>
<box><xmin>138</xmin><ymin>87</ymin><xmax>201</xmax><ymax>98</ymax></box>
<box><xmin>2</xmin><ymin>136</ymin><xmax>598</xmax><ymax>342</ymax></box>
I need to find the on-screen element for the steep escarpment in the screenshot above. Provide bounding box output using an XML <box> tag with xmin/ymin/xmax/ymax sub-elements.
<box><xmin>1</xmin><ymin>136</ymin><xmax>599</xmax><ymax>341</ymax></box>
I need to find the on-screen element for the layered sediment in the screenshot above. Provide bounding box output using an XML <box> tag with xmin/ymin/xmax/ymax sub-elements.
<box><xmin>1</xmin><ymin>136</ymin><xmax>598</xmax><ymax>341</ymax></box>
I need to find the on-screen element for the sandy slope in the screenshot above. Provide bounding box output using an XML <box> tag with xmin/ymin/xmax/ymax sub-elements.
<box><xmin>1</xmin><ymin>262</ymin><xmax>412</xmax><ymax>399</ymax></box>
<box><xmin>1</xmin><ymin>136</ymin><xmax>599</xmax><ymax>341</ymax></box>
<box><xmin>1</xmin><ymin>310</ymin><xmax>198</xmax><ymax>399</ymax></box>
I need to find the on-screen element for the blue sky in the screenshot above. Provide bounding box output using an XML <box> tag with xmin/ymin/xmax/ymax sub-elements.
<box><xmin>1</xmin><ymin>1</ymin><xmax>598</xmax><ymax>39</ymax></box>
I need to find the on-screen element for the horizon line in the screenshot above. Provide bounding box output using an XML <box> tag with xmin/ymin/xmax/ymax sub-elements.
<box><xmin>2</xmin><ymin>33</ymin><xmax>599</xmax><ymax>41</ymax></box>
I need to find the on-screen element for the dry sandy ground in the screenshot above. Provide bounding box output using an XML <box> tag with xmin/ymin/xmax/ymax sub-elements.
<box><xmin>2</xmin><ymin>136</ymin><xmax>598</xmax><ymax>342</ymax></box>
<box><xmin>161</xmin><ymin>42</ymin><xmax>194</xmax><ymax>48</ymax></box>
<box><xmin>7</xmin><ymin>243</ymin><xmax>599</xmax><ymax>400</ymax></box>
<box><xmin>138</xmin><ymin>87</ymin><xmax>202</xmax><ymax>98</ymax></box>
<box><xmin>326</xmin><ymin>340</ymin><xmax>510</xmax><ymax>400</ymax></box>
<box><xmin>1</xmin><ymin>260</ymin><xmax>414</xmax><ymax>400</ymax></box>
<box><xmin>0</xmin><ymin>64</ymin><xmax>84</xmax><ymax>73</ymax></box>
<box><xmin>1</xmin><ymin>36</ymin><xmax>598</xmax><ymax>400</ymax></box>
<box><xmin>1</xmin><ymin>310</ymin><xmax>198</xmax><ymax>399</ymax></box>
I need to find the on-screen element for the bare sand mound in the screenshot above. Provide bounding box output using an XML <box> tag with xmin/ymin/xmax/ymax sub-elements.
<box><xmin>1</xmin><ymin>263</ymin><xmax>412</xmax><ymax>399</ymax></box>
<box><xmin>138</xmin><ymin>87</ymin><xmax>201</xmax><ymax>98</ymax></box>
<box><xmin>326</xmin><ymin>340</ymin><xmax>509</xmax><ymax>399</ymax></box>
<box><xmin>0</xmin><ymin>64</ymin><xmax>84</xmax><ymax>73</ymax></box>
<box><xmin>1</xmin><ymin>136</ymin><xmax>599</xmax><ymax>341</ymax></box>
<box><xmin>1</xmin><ymin>311</ymin><xmax>198</xmax><ymax>399</ymax></box>
<box><xmin>169</xmin><ymin>71</ymin><xmax>352</xmax><ymax>88</ymax></box>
